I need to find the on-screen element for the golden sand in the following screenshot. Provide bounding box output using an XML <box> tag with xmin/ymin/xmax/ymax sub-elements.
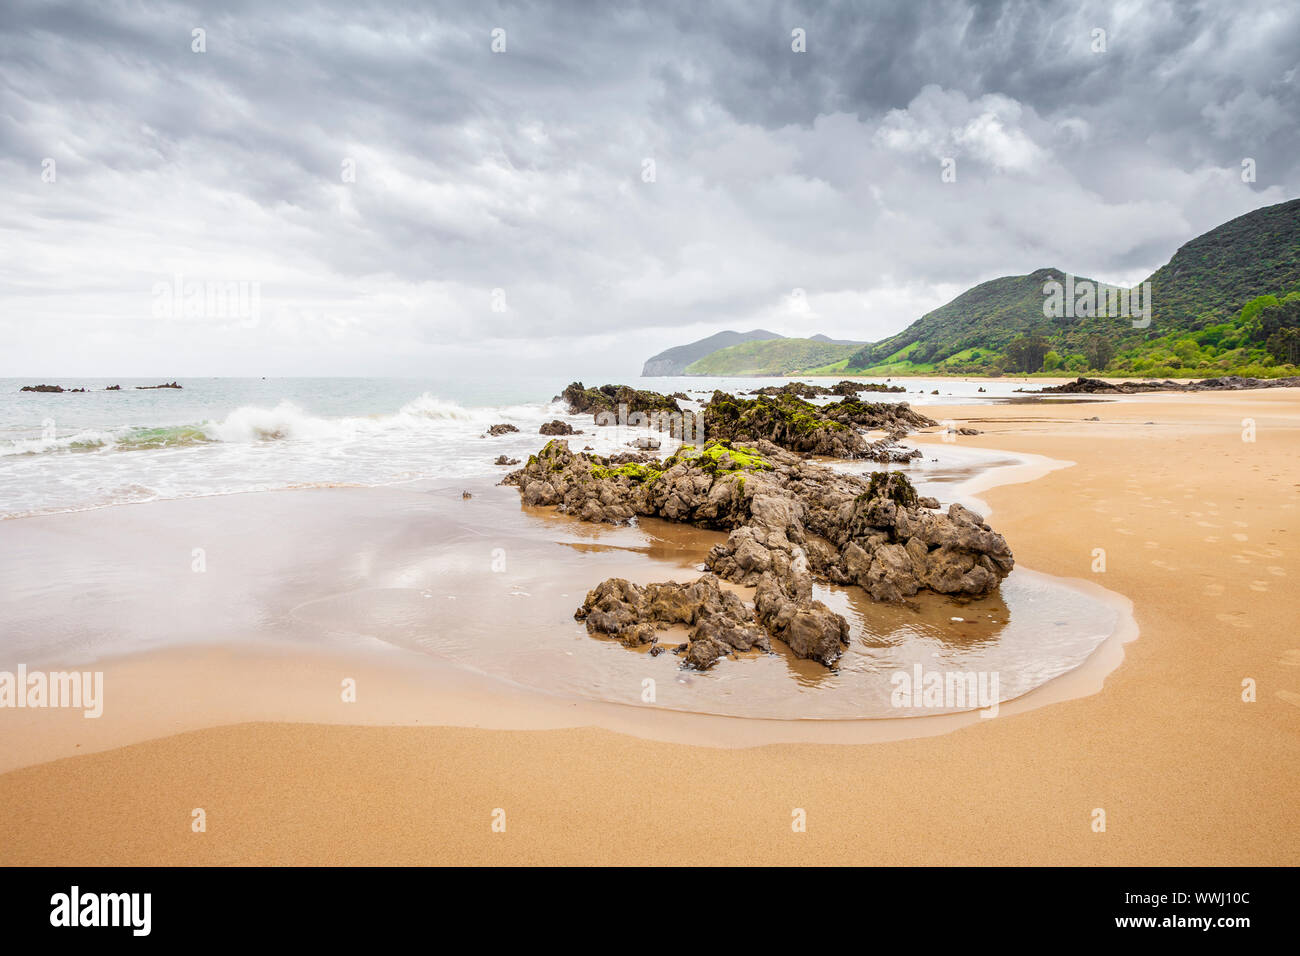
<box><xmin>1</xmin><ymin>389</ymin><xmax>1296</xmax><ymax>865</ymax></box>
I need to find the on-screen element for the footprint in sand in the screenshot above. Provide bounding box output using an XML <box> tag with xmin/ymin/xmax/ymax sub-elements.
<box><xmin>1116</xmin><ymin>528</ymin><xmax>1134</xmax><ymax>536</ymax></box>
<box><xmin>1196</xmin><ymin>521</ymin><xmax>1221</xmax><ymax>528</ymax></box>
<box><xmin>1144</xmin><ymin>541</ymin><xmax>1160</xmax><ymax>550</ymax></box>
<box><xmin>1204</xmin><ymin>583</ymin><xmax>1225</xmax><ymax>597</ymax></box>
<box><xmin>1232</xmin><ymin>521</ymin><xmax>1248</xmax><ymax>528</ymax></box>
<box><xmin>1267</xmin><ymin>566</ymin><xmax>1286</xmax><ymax>577</ymax></box>
<box><xmin>1151</xmin><ymin>559</ymin><xmax>1178</xmax><ymax>570</ymax></box>
<box><xmin>1277</xmin><ymin>691</ymin><xmax>1300</xmax><ymax>708</ymax></box>
<box><xmin>1232</xmin><ymin>554</ymin><xmax>1251</xmax><ymax>565</ymax></box>
<box><xmin>1205</xmin><ymin>536</ymin><xmax>1220</xmax><ymax>543</ymax></box>
<box><xmin>1232</xmin><ymin>533</ymin><xmax>1248</xmax><ymax>542</ymax></box>
<box><xmin>1215</xmin><ymin>612</ymin><xmax>1249</xmax><ymax>629</ymax></box>
<box><xmin>1279</xmin><ymin>650</ymin><xmax>1300</xmax><ymax>668</ymax></box>
<box><xmin>1250</xmin><ymin>581</ymin><xmax>1269</xmax><ymax>592</ymax></box>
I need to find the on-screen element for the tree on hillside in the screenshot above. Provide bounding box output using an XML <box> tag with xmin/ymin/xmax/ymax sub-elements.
<box><xmin>1255</xmin><ymin>298</ymin><xmax>1300</xmax><ymax>341</ymax></box>
<box><xmin>1084</xmin><ymin>335</ymin><xmax>1114</xmax><ymax>370</ymax></box>
<box><xmin>1004</xmin><ymin>333</ymin><xmax>1050</xmax><ymax>372</ymax></box>
<box><xmin>1266</xmin><ymin>328</ymin><xmax>1300</xmax><ymax>365</ymax></box>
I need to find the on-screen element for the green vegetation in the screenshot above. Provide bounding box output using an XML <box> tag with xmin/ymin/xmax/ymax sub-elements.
<box><xmin>844</xmin><ymin>268</ymin><xmax>1104</xmax><ymax>374</ymax></box>
<box><xmin>667</xmin><ymin>439</ymin><xmax>773</xmax><ymax>474</ymax></box>
<box><xmin>661</xmin><ymin>199</ymin><xmax>1300</xmax><ymax>379</ymax></box>
<box><xmin>684</xmin><ymin>338</ymin><xmax>861</xmax><ymax>375</ymax></box>
<box><xmin>841</xmin><ymin>200</ymin><xmax>1300</xmax><ymax>378</ymax></box>
<box><xmin>590</xmin><ymin>461</ymin><xmax>664</xmax><ymax>483</ymax></box>
<box><xmin>705</xmin><ymin>391</ymin><xmax>847</xmax><ymax>440</ymax></box>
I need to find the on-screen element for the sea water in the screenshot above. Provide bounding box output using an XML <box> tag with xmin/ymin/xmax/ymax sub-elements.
<box><xmin>0</xmin><ymin>375</ymin><xmax>1047</xmax><ymax>519</ymax></box>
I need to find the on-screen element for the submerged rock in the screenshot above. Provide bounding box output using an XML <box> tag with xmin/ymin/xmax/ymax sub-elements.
<box><xmin>493</xmin><ymin>455</ymin><xmax>520</xmax><ymax>466</ymax></box>
<box><xmin>539</xmin><ymin>420</ymin><xmax>580</xmax><ymax>435</ymax></box>
<box><xmin>487</xmin><ymin>423</ymin><xmax>519</xmax><ymax>436</ymax></box>
<box><xmin>575</xmin><ymin>574</ymin><xmax>771</xmax><ymax>668</ymax></box>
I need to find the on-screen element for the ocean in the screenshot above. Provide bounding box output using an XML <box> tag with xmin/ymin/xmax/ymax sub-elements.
<box><xmin>0</xmin><ymin>375</ymin><xmax>1043</xmax><ymax>520</ymax></box>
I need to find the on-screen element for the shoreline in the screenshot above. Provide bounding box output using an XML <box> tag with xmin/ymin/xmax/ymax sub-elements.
<box><xmin>0</xmin><ymin>438</ymin><xmax>1136</xmax><ymax>772</ymax></box>
<box><xmin>1</xmin><ymin>389</ymin><xmax>1296</xmax><ymax>864</ymax></box>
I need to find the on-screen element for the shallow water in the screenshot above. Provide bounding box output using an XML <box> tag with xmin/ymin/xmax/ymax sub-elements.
<box><xmin>0</xmin><ymin>455</ymin><xmax>1118</xmax><ymax>720</ymax></box>
<box><xmin>0</xmin><ymin>374</ymin><xmax>1123</xmax><ymax>720</ymax></box>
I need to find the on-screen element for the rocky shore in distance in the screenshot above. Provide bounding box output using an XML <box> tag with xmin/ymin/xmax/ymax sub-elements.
<box><xmin>750</xmin><ymin>379</ymin><xmax>906</xmax><ymax>397</ymax></box>
<box><xmin>1019</xmin><ymin>375</ymin><xmax>1300</xmax><ymax>394</ymax></box>
<box><xmin>19</xmin><ymin>382</ymin><xmax>181</xmax><ymax>392</ymax></box>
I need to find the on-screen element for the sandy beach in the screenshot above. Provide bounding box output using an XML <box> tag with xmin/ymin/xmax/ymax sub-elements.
<box><xmin>1</xmin><ymin>388</ymin><xmax>1297</xmax><ymax>866</ymax></box>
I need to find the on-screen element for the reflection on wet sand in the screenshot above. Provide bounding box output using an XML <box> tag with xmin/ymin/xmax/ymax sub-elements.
<box><xmin>0</xmin><ymin>442</ymin><xmax>1122</xmax><ymax>723</ymax></box>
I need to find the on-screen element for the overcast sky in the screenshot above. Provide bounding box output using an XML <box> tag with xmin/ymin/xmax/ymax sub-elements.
<box><xmin>2</xmin><ymin>0</ymin><xmax>1297</xmax><ymax>378</ymax></box>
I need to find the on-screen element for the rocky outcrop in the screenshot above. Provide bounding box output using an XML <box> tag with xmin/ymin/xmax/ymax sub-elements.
<box><xmin>699</xmin><ymin>391</ymin><xmax>934</xmax><ymax>458</ymax></box>
<box><xmin>1020</xmin><ymin>375</ymin><xmax>1300</xmax><ymax>394</ymax></box>
<box><xmin>819</xmin><ymin>396</ymin><xmax>937</xmax><ymax>435</ymax></box>
<box><xmin>753</xmin><ymin>380</ymin><xmax>906</xmax><ymax>398</ymax></box>
<box><xmin>487</xmin><ymin>423</ymin><xmax>519</xmax><ymax>436</ymax></box>
<box><xmin>135</xmin><ymin>382</ymin><xmax>182</xmax><ymax>389</ymax></box>
<box><xmin>19</xmin><ymin>384</ymin><xmax>65</xmax><ymax>392</ymax></box>
<box><xmin>494</xmin><ymin>455</ymin><xmax>520</xmax><ymax>466</ymax></box>
<box><xmin>575</xmin><ymin>574</ymin><xmax>772</xmax><ymax>669</ymax></box>
<box><xmin>862</xmin><ymin>437</ymin><xmax>924</xmax><ymax>463</ymax></box>
<box><xmin>539</xmin><ymin>420</ymin><xmax>581</xmax><ymax>435</ymax></box>
<box><xmin>562</xmin><ymin>382</ymin><xmax>685</xmax><ymax>419</ymax></box>
<box><xmin>514</xmin><ymin>437</ymin><xmax>1013</xmax><ymax>669</ymax></box>
<box><xmin>703</xmin><ymin>391</ymin><xmax>868</xmax><ymax>458</ymax></box>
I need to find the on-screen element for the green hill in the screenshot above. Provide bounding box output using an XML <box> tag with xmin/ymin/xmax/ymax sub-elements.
<box><xmin>641</xmin><ymin>329</ymin><xmax>784</xmax><ymax>376</ymax></box>
<box><xmin>844</xmin><ymin>268</ymin><xmax>1119</xmax><ymax>373</ymax></box>
<box><xmin>684</xmin><ymin>338</ymin><xmax>861</xmax><ymax>376</ymax></box>
<box><xmin>658</xmin><ymin>198</ymin><xmax>1300</xmax><ymax>379</ymax></box>
<box><xmin>843</xmin><ymin>197</ymin><xmax>1300</xmax><ymax>377</ymax></box>
<box><xmin>1145</xmin><ymin>198</ymin><xmax>1300</xmax><ymax>329</ymax></box>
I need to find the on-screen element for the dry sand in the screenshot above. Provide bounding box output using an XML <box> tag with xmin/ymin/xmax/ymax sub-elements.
<box><xmin>1</xmin><ymin>390</ymin><xmax>1297</xmax><ymax>865</ymax></box>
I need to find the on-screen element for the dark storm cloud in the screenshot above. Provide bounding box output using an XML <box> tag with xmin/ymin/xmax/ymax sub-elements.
<box><xmin>0</xmin><ymin>0</ymin><xmax>1296</xmax><ymax>373</ymax></box>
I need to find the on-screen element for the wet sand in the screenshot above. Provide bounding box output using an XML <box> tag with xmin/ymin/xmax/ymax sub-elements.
<box><xmin>1</xmin><ymin>389</ymin><xmax>1297</xmax><ymax>864</ymax></box>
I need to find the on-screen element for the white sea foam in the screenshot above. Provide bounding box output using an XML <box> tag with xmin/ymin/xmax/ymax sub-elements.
<box><xmin>201</xmin><ymin>401</ymin><xmax>352</xmax><ymax>443</ymax></box>
<box><xmin>0</xmin><ymin>390</ymin><xmax>604</xmax><ymax>518</ymax></box>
